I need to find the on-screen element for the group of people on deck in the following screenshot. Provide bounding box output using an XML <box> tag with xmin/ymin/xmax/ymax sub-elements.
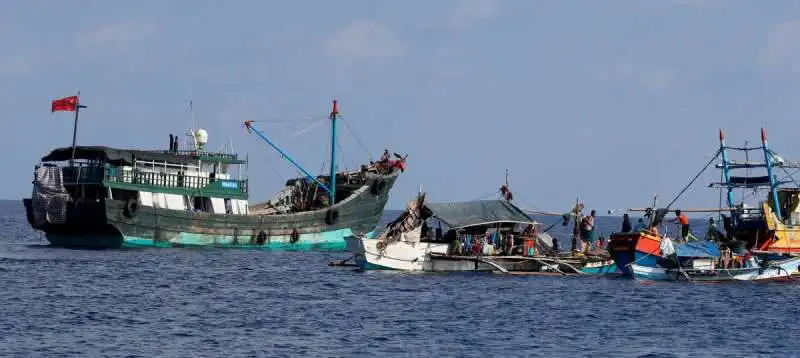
<box><xmin>451</xmin><ymin>231</ymin><xmax>517</xmax><ymax>256</ymax></box>
<box><xmin>618</xmin><ymin>210</ymin><xmax>692</xmax><ymax>241</ymax></box>
<box><xmin>449</xmin><ymin>224</ymin><xmax>542</xmax><ymax>257</ymax></box>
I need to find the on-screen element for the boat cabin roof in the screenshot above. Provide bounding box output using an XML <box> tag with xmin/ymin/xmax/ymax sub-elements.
<box><xmin>422</xmin><ymin>199</ymin><xmax>535</xmax><ymax>229</ymax></box>
<box><xmin>41</xmin><ymin>146</ymin><xmax>246</xmax><ymax>166</ymax></box>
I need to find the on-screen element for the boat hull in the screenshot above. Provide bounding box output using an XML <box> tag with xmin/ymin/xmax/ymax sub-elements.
<box><xmin>346</xmin><ymin>236</ymin><xmax>618</xmax><ymax>274</ymax></box>
<box><xmin>24</xmin><ymin>171</ymin><xmax>398</xmax><ymax>251</ymax></box>
<box><xmin>631</xmin><ymin>257</ymin><xmax>800</xmax><ymax>282</ymax></box>
<box><xmin>345</xmin><ymin>235</ymin><xmax>450</xmax><ymax>271</ymax></box>
<box><xmin>608</xmin><ymin>231</ymin><xmax>663</xmax><ymax>277</ymax></box>
<box><xmin>580</xmin><ymin>260</ymin><xmax>618</xmax><ymax>274</ymax></box>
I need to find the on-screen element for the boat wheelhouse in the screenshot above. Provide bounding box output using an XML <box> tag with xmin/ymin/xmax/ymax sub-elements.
<box><xmin>714</xmin><ymin>128</ymin><xmax>800</xmax><ymax>254</ymax></box>
<box><xmin>24</xmin><ymin>100</ymin><xmax>404</xmax><ymax>250</ymax></box>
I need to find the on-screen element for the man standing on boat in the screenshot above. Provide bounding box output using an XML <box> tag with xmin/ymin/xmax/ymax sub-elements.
<box><xmin>621</xmin><ymin>213</ymin><xmax>632</xmax><ymax>233</ymax></box>
<box><xmin>672</xmin><ymin>210</ymin><xmax>690</xmax><ymax>240</ymax></box>
<box><xmin>581</xmin><ymin>210</ymin><xmax>597</xmax><ymax>253</ymax></box>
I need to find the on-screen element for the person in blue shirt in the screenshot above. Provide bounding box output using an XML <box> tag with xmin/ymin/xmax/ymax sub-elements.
<box><xmin>633</xmin><ymin>218</ymin><xmax>647</xmax><ymax>232</ymax></box>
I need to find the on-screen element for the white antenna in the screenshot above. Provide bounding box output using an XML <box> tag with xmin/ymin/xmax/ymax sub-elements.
<box><xmin>190</xmin><ymin>100</ymin><xmax>198</xmax><ymax>130</ymax></box>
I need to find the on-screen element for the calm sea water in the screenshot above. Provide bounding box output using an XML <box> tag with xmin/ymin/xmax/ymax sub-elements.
<box><xmin>1</xmin><ymin>200</ymin><xmax>799</xmax><ymax>357</ymax></box>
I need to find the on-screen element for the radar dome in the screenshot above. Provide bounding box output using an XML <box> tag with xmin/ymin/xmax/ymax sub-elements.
<box><xmin>195</xmin><ymin>129</ymin><xmax>208</xmax><ymax>146</ymax></box>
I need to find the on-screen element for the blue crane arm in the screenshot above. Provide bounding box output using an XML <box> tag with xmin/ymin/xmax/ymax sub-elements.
<box><xmin>243</xmin><ymin>120</ymin><xmax>332</xmax><ymax>195</ymax></box>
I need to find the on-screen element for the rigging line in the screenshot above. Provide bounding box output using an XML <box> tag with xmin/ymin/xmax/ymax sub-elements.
<box><xmin>512</xmin><ymin>191</ymin><xmax>546</xmax><ymax>214</ymax></box>
<box><xmin>259</xmin><ymin>146</ymin><xmax>287</xmax><ymax>187</ymax></box>
<box><xmin>288</xmin><ymin>117</ymin><xmax>326</xmax><ymax>138</ymax></box>
<box><xmin>301</xmin><ymin>125</ymin><xmax>324</xmax><ymax>171</ymax></box>
<box><xmin>665</xmin><ymin>148</ymin><xmax>721</xmax><ymax>210</ymax></box>
<box><xmin>256</xmin><ymin>116</ymin><xmax>321</xmax><ymax>124</ymax></box>
<box><xmin>337</xmin><ymin>138</ymin><xmax>346</xmax><ymax>172</ymax></box>
<box><xmin>472</xmin><ymin>190</ymin><xmax>500</xmax><ymax>201</ymax></box>
<box><xmin>743</xmin><ymin>140</ymin><xmax>750</xmax><ymax>201</ymax></box>
<box><xmin>780</xmin><ymin>167</ymin><xmax>800</xmax><ymax>188</ymax></box>
<box><xmin>338</xmin><ymin>115</ymin><xmax>374</xmax><ymax>161</ymax></box>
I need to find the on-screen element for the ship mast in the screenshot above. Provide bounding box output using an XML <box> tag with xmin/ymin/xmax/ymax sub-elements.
<box><xmin>329</xmin><ymin>100</ymin><xmax>339</xmax><ymax>206</ymax></box>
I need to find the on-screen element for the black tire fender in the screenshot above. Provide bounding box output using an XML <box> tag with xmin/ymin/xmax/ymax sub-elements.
<box><xmin>326</xmin><ymin>209</ymin><xmax>340</xmax><ymax>225</ymax></box>
<box><xmin>290</xmin><ymin>228</ymin><xmax>300</xmax><ymax>244</ymax></box>
<box><xmin>124</xmin><ymin>198</ymin><xmax>139</xmax><ymax>219</ymax></box>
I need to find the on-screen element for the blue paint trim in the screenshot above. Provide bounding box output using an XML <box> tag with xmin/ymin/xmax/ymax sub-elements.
<box><xmin>580</xmin><ymin>262</ymin><xmax>618</xmax><ymax>274</ymax></box>
<box><xmin>631</xmin><ymin>264</ymin><xmax>672</xmax><ymax>281</ymax></box>
<box><xmin>634</xmin><ymin>252</ymin><xmax>658</xmax><ymax>268</ymax></box>
<box><xmin>47</xmin><ymin>228</ymin><xmax>376</xmax><ymax>251</ymax></box>
<box><xmin>762</xmin><ymin>133</ymin><xmax>782</xmax><ymax>219</ymax></box>
<box><xmin>353</xmin><ymin>256</ymin><xmax>395</xmax><ymax>270</ymax></box>
<box><xmin>719</xmin><ymin>137</ymin><xmax>736</xmax><ymax>221</ymax></box>
<box><xmin>245</xmin><ymin>121</ymin><xmax>331</xmax><ymax>195</ymax></box>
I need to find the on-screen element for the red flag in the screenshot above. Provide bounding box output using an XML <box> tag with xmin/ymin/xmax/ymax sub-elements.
<box><xmin>51</xmin><ymin>95</ymin><xmax>78</xmax><ymax>112</ymax></box>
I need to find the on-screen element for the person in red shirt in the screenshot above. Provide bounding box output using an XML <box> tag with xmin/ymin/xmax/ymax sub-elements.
<box><xmin>673</xmin><ymin>210</ymin><xmax>690</xmax><ymax>240</ymax></box>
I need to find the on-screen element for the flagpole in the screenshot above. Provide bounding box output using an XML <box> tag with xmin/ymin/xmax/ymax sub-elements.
<box><xmin>70</xmin><ymin>91</ymin><xmax>81</xmax><ymax>167</ymax></box>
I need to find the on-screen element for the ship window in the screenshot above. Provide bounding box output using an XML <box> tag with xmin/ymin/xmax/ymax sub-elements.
<box><xmin>192</xmin><ymin>196</ymin><xmax>212</xmax><ymax>212</ymax></box>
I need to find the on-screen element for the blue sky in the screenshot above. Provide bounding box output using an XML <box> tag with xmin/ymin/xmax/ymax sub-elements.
<box><xmin>3</xmin><ymin>0</ymin><xmax>800</xmax><ymax>213</ymax></box>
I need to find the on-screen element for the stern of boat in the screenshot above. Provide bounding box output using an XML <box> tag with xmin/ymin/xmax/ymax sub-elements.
<box><xmin>607</xmin><ymin>232</ymin><xmax>639</xmax><ymax>277</ymax></box>
<box><xmin>26</xmin><ymin>165</ymin><xmax>123</xmax><ymax>249</ymax></box>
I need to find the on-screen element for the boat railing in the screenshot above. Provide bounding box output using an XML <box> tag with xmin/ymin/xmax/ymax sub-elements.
<box><xmin>56</xmin><ymin>164</ymin><xmax>248</xmax><ymax>194</ymax></box>
<box><xmin>145</xmin><ymin>149</ymin><xmax>241</xmax><ymax>162</ymax></box>
<box><xmin>59</xmin><ymin>165</ymin><xmax>106</xmax><ymax>184</ymax></box>
<box><xmin>104</xmin><ymin>167</ymin><xmax>248</xmax><ymax>194</ymax></box>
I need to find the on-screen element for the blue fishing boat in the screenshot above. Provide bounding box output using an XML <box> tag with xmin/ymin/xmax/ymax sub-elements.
<box><xmin>608</xmin><ymin>128</ymin><xmax>800</xmax><ymax>281</ymax></box>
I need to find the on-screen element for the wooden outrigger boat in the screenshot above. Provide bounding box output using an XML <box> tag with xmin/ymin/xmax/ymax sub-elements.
<box><xmin>608</xmin><ymin>128</ymin><xmax>800</xmax><ymax>282</ymax></box>
<box><xmin>342</xmin><ymin>190</ymin><xmax>616</xmax><ymax>275</ymax></box>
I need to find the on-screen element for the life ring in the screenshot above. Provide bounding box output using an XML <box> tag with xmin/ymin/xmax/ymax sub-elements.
<box><xmin>370</xmin><ymin>179</ymin><xmax>386</xmax><ymax>196</ymax></box>
<box><xmin>290</xmin><ymin>228</ymin><xmax>300</xmax><ymax>244</ymax></box>
<box><xmin>325</xmin><ymin>209</ymin><xmax>340</xmax><ymax>225</ymax></box>
<box><xmin>124</xmin><ymin>198</ymin><xmax>139</xmax><ymax>218</ymax></box>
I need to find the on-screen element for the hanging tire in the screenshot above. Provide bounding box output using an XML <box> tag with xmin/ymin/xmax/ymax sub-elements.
<box><xmin>124</xmin><ymin>198</ymin><xmax>139</xmax><ymax>218</ymax></box>
<box><xmin>370</xmin><ymin>179</ymin><xmax>386</xmax><ymax>196</ymax></box>
<box><xmin>326</xmin><ymin>209</ymin><xmax>340</xmax><ymax>225</ymax></box>
<box><xmin>257</xmin><ymin>230</ymin><xmax>267</xmax><ymax>245</ymax></box>
<box><xmin>290</xmin><ymin>228</ymin><xmax>300</xmax><ymax>244</ymax></box>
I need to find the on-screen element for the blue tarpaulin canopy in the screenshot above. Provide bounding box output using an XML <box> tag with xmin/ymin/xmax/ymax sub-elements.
<box><xmin>675</xmin><ymin>240</ymin><xmax>720</xmax><ymax>258</ymax></box>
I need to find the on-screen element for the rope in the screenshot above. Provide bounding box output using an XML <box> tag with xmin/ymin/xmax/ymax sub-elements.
<box><xmin>338</xmin><ymin>115</ymin><xmax>374</xmax><ymax>162</ymax></box>
<box><xmin>665</xmin><ymin>148</ymin><xmax>721</xmax><ymax>210</ymax></box>
<box><xmin>256</xmin><ymin>116</ymin><xmax>321</xmax><ymax>123</ymax></box>
<box><xmin>471</xmin><ymin>190</ymin><xmax>500</xmax><ymax>201</ymax></box>
<box><xmin>288</xmin><ymin>118</ymin><xmax>325</xmax><ymax>138</ymax></box>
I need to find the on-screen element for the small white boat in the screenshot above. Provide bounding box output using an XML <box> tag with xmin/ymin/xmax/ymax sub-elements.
<box><xmin>344</xmin><ymin>192</ymin><xmax>608</xmax><ymax>274</ymax></box>
<box><xmin>345</xmin><ymin>226</ymin><xmax>449</xmax><ymax>271</ymax></box>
